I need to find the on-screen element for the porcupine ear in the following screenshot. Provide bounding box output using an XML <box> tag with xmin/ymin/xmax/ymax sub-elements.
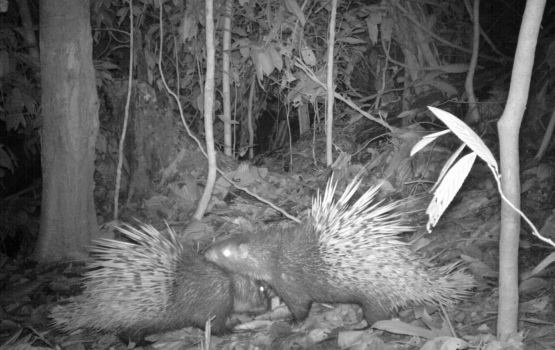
<box><xmin>237</xmin><ymin>243</ymin><xmax>250</xmax><ymax>259</ymax></box>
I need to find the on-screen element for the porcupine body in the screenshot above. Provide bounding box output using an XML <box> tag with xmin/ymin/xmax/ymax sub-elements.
<box><xmin>205</xmin><ymin>177</ymin><xmax>475</xmax><ymax>325</ymax></box>
<box><xmin>50</xmin><ymin>223</ymin><xmax>268</xmax><ymax>340</ymax></box>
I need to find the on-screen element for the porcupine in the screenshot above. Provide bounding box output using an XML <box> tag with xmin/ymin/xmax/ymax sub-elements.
<box><xmin>204</xmin><ymin>176</ymin><xmax>475</xmax><ymax>326</ymax></box>
<box><xmin>50</xmin><ymin>223</ymin><xmax>269</xmax><ymax>340</ymax></box>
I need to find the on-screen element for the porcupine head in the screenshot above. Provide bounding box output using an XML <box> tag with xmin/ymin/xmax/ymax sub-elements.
<box><xmin>205</xmin><ymin>177</ymin><xmax>476</xmax><ymax>326</ymax></box>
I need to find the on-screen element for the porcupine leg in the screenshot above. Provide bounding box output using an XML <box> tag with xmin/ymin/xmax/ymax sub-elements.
<box><xmin>118</xmin><ymin>329</ymin><xmax>145</xmax><ymax>344</ymax></box>
<box><xmin>208</xmin><ymin>315</ymin><xmax>230</xmax><ymax>335</ymax></box>
<box><xmin>360</xmin><ymin>299</ymin><xmax>391</xmax><ymax>326</ymax></box>
<box><xmin>279</xmin><ymin>294</ymin><xmax>313</xmax><ymax>322</ymax></box>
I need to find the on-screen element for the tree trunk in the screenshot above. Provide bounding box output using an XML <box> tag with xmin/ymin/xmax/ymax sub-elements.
<box><xmin>496</xmin><ymin>0</ymin><xmax>545</xmax><ymax>340</ymax></box>
<box><xmin>34</xmin><ymin>0</ymin><xmax>99</xmax><ymax>262</ymax></box>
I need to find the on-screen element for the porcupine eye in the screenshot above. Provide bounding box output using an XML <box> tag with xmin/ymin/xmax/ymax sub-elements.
<box><xmin>222</xmin><ymin>247</ymin><xmax>233</xmax><ymax>258</ymax></box>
